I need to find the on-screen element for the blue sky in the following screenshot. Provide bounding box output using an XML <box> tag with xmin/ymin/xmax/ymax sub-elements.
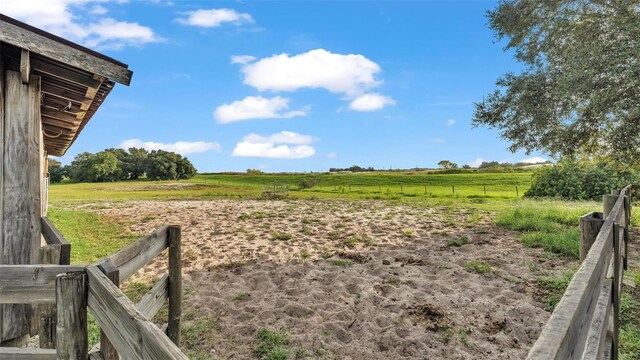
<box><xmin>5</xmin><ymin>0</ymin><xmax>549</xmax><ymax>172</ymax></box>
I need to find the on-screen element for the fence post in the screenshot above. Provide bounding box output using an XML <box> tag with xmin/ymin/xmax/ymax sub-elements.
<box><xmin>603</xmin><ymin>194</ymin><xmax>619</xmax><ymax>218</ymax></box>
<box><xmin>624</xmin><ymin>194</ymin><xmax>630</xmax><ymax>270</ymax></box>
<box><xmin>579</xmin><ymin>212</ymin><xmax>605</xmax><ymax>261</ymax></box>
<box><xmin>55</xmin><ymin>271</ymin><xmax>88</xmax><ymax>360</ymax></box>
<box><xmin>516</xmin><ymin>186</ymin><xmax>519</xmax><ymax>197</ymax></box>
<box><xmin>38</xmin><ymin>245</ymin><xmax>62</xmax><ymax>348</ymax></box>
<box><xmin>168</xmin><ymin>225</ymin><xmax>182</xmax><ymax>347</ymax></box>
<box><xmin>613</xmin><ymin>223</ymin><xmax>621</xmax><ymax>360</ymax></box>
<box><xmin>452</xmin><ymin>186</ymin><xmax>455</xmax><ymax>194</ymax></box>
<box><xmin>483</xmin><ymin>185</ymin><xmax>486</xmax><ymax>195</ymax></box>
<box><xmin>98</xmin><ymin>261</ymin><xmax>120</xmax><ymax>360</ymax></box>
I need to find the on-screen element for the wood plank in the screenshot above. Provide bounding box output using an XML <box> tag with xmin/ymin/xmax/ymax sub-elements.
<box><xmin>41</xmin><ymin>217</ymin><xmax>70</xmax><ymax>245</ymax></box>
<box><xmin>42</xmin><ymin>116</ymin><xmax>80</xmax><ymax>130</ymax></box>
<box><xmin>41</xmin><ymin>81</ymin><xmax>92</xmax><ymax>107</ymax></box>
<box><xmin>20</xmin><ymin>49</ymin><xmax>29</xmax><ymax>84</ymax></box>
<box><xmin>140</xmin><ymin>321</ymin><xmax>188</xmax><ymax>360</ymax></box>
<box><xmin>0</xmin><ymin>348</ymin><xmax>57</xmax><ymax>360</ymax></box>
<box><xmin>87</xmin><ymin>266</ymin><xmax>186</xmax><ymax>359</ymax></box>
<box><xmin>97</xmin><ymin>261</ymin><xmax>120</xmax><ymax>360</ymax></box>
<box><xmin>528</xmin><ymin>191</ymin><xmax>627</xmax><ymax>359</ymax></box>
<box><xmin>41</xmin><ymin>218</ymin><xmax>71</xmax><ymax>265</ymax></box>
<box><xmin>37</xmin><ymin>244</ymin><xmax>62</xmax><ymax>348</ymax></box>
<box><xmin>168</xmin><ymin>225</ymin><xmax>182</xmax><ymax>346</ymax></box>
<box><xmin>0</xmin><ymin>265</ymin><xmax>85</xmax><ymax>304</ymax></box>
<box><xmin>55</xmin><ymin>271</ymin><xmax>88</xmax><ymax>360</ymax></box>
<box><xmin>527</xmin><ymin>222</ymin><xmax>615</xmax><ymax>359</ymax></box>
<box><xmin>581</xmin><ymin>279</ymin><xmax>613</xmax><ymax>359</ymax></box>
<box><xmin>41</xmin><ymin>108</ymin><xmax>82</xmax><ymax>124</ymax></box>
<box><xmin>0</xmin><ymin>43</ymin><xmax>5</xmax><ymax>343</ymax></box>
<box><xmin>87</xmin><ymin>265</ymin><xmax>145</xmax><ymax>359</ymax></box>
<box><xmin>88</xmin><ymin>276</ymin><xmax>169</xmax><ymax>356</ymax></box>
<box><xmin>107</xmin><ymin>226</ymin><xmax>169</xmax><ymax>281</ymax></box>
<box><xmin>88</xmin><ymin>351</ymin><xmax>106</xmax><ymax>360</ymax></box>
<box><xmin>0</xmin><ymin>15</ymin><xmax>132</xmax><ymax>85</ymax></box>
<box><xmin>32</xmin><ymin>57</ymin><xmax>102</xmax><ymax>89</ymax></box>
<box><xmin>1</xmin><ymin>71</ymin><xmax>40</xmax><ymax>340</ymax></box>
<box><xmin>138</xmin><ymin>273</ymin><xmax>169</xmax><ymax>319</ymax></box>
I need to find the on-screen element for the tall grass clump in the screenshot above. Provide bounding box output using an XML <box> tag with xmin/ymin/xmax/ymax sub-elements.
<box><xmin>520</xmin><ymin>229</ymin><xmax>580</xmax><ymax>259</ymax></box>
<box><xmin>496</xmin><ymin>201</ymin><xmax>597</xmax><ymax>259</ymax></box>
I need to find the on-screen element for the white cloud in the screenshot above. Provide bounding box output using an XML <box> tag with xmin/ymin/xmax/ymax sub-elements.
<box><xmin>85</xmin><ymin>18</ymin><xmax>161</xmax><ymax>50</ymax></box>
<box><xmin>238</xmin><ymin>49</ymin><xmax>383</xmax><ymax>97</ymax></box>
<box><xmin>176</xmin><ymin>8</ymin><xmax>253</xmax><ymax>28</ymax></box>
<box><xmin>231</xmin><ymin>131</ymin><xmax>316</xmax><ymax>159</ymax></box>
<box><xmin>348</xmin><ymin>93</ymin><xmax>396</xmax><ymax>112</ymax></box>
<box><xmin>230</xmin><ymin>55</ymin><xmax>256</xmax><ymax>64</ymax></box>
<box><xmin>429</xmin><ymin>137</ymin><xmax>446</xmax><ymax>144</ymax></box>
<box><xmin>519</xmin><ymin>156</ymin><xmax>550</xmax><ymax>164</ymax></box>
<box><xmin>327</xmin><ymin>152</ymin><xmax>337</xmax><ymax>159</ymax></box>
<box><xmin>467</xmin><ymin>158</ymin><xmax>485</xmax><ymax>168</ymax></box>
<box><xmin>89</xmin><ymin>5</ymin><xmax>107</xmax><ymax>15</ymax></box>
<box><xmin>446</xmin><ymin>119</ymin><xmax>456</xmax><ymax>126</ymax></box>
<box><xmin>119</xmin><ymin>139</ymin><xmax>221</xmax><ymax>155</ymax></box>
<box><xmin>2</xmin><ymin>0</ymin><xmax>161</xmax><ymax>50</ymax></box>
<box><xmin>214</xmin><ymin>96</ymin><xmax>307</xmax><ymax>123</ymax></box>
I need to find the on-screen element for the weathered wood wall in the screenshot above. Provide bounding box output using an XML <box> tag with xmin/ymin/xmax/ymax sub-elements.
<box><xmin>0</xmin><ymin>67</ymin><xmax>44</xmax><ymax>342</ymax></box>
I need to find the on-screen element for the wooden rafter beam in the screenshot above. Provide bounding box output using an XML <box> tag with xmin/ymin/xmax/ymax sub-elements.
<box><xmin>0</xmin><ymin>15</ymin><xmax>132</xmax><ymax>85</ymax></box>
<box><xmin>20</xmin><ymin>49</ymin><xmax>29</xmax><ymax>84</ymax></box>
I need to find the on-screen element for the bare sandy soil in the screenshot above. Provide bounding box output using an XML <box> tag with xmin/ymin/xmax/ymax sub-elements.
<box><xmin>78</xmin><ymin>199</ymin><xmax>572</xmax><ymax>359</ymax></box>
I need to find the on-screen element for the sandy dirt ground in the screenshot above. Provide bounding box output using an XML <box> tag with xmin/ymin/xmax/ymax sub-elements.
<box><xmin>75</xmin><ymin>199</ymin><xmax>572</xmax><ymax>359</ymax></box>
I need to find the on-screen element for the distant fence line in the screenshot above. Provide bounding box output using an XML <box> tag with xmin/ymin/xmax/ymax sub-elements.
<box><xmin>202</xmin><ymin>179</ymin><xmax>526</xmax><ymax>197</ymax></box>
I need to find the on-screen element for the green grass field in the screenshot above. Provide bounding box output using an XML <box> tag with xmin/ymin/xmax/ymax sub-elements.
<box><xmin>49</xmin><ymin>171</ymin><xmax>532</xmax><ymax>204</ymax></box>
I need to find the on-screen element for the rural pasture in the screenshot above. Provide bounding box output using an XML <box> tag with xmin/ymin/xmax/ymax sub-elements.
<box><xmin>48</xmin><ymin>172</ymin><xmax>640</xmax><ymax>359</ymax></box>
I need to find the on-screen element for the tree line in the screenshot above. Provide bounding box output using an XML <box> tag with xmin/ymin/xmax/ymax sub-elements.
<box><xmin>48</xmin><ymin>148</ymin><xmax>197</xmax><ymax>183</ymax></box>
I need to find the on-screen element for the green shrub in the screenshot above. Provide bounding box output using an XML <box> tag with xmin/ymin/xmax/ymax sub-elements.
<box><xmin>298</xmin><ymin>177</ymin><xmax>319</xmax><ymax>189</ymax></box>
<box><xmin>525</xmin><ymin>159</ymin><xmax>638</xmax><ymax>201</ymax></box>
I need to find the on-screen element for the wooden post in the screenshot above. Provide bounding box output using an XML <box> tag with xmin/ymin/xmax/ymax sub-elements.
<box><xmin>167</xmin><ymin>225</ymin><xmax>182</xmax><ymax>346</ymax></box>
<box><xmin>612</xmin><ymin>223</ymin><xmax>621</xmax><ymax>360</ymax></box>
<box><xmin>452</xmin><ymin>186</ymin><xmax>455</xmax><ymax>194</ymax></box>
<box><xmin>38</xmin><ymin>245</ymin><xmax>62</xmax><ymax>349</ymax></box>
<box><xmin>424</xmin><ymin>185</ymin><xmax>427</xmax><ymax>194</ymax></box>
<box><xmin>603</xmin><ymin>194</ymin><xmax>618</xmax><ymax>219</ymax></box>
<box><xmin>400</xmin><ymin>184</ymin><xmax>403</xmax><ymax>193</ymax></box>
<box><xmin>55</xmin><ymin>271</ymin><xmax>88</xmax><ymax>360</ymax></box>
<box><xmin>98</xmin><ymin>261</ymin><xmax>120</xmax><ymax>360</ymax></box>
<box><xmin>1</xmin><ymin>71</ymin><xmax>42</xmax><ymax>343</ymax></box>
<box><xmin>579</xmin><ymin>212</ymin><xmax>605</xmax><ymax>261</ymax></box>
<box><xmin>348</xmin><ymin>184</ymin><xmax>351</xmax><ymax>191</ymax></box>
<box><xmin>483</xmin><ymin>185</ymin><xmax>486</xmax><ymax>195</ymax></box>
<box><xmin>516</xmin><ymin>186</ymin><xmax>519</xmax><ymax>197</ymax></box>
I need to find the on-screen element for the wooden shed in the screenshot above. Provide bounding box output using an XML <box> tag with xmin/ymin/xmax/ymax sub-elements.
<box><xmin>0</xmin><ymin>14</ymin><xmax>132</xmax><ymax>345</ymax></box>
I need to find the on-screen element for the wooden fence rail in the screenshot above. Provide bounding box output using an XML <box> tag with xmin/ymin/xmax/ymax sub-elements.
<box><xmin>527</xmin><ymin>185</ymin><xmax>633</xmax><ymax>360</ymax></box>
<box><xmin>0</xmin><ymin>223</ymin><xmax>186</xmax><ymax>360</ymax></box>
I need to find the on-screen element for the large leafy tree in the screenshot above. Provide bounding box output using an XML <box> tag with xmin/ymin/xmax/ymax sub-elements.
<box><xmin>473</xmin><ymin>1</ymin><xmax>640</xmax><ymax>165</ymax></box>
<box><xmin>67</xmin><ymin>148</ymin><xmax>197</xmax><ymax>183</ymax></box>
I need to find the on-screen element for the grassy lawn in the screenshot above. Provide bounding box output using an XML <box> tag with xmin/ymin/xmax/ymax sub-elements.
<box><xmin>49</xmin><ymin>171</ymin><xmax>533</xmax><ymax>204</ymax></box>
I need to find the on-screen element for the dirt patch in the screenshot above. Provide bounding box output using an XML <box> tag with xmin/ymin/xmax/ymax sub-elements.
<box><xmin>73</xmin><ymin>199</ymin><xmax>573</xmax><ymax>359</ymax></box>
